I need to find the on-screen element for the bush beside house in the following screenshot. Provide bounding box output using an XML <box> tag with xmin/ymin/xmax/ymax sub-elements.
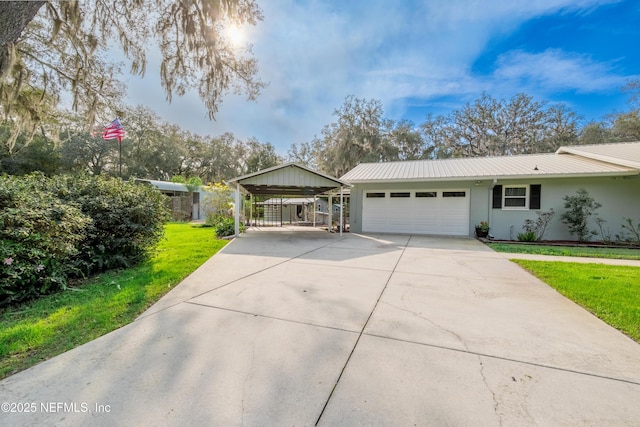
<box><xmin>0</xmin><ymin>173</ymin><xmax>169</xmax><ymax>306</ymax></box>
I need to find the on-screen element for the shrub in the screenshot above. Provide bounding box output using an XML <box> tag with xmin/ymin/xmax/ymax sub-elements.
<box><xmin>517</xmin><ymin>231</ymin><xmax>537</xmax><ymax>242</ymax></box>
<box><xmin>521</xmin><ymin>209</ymin><xmax>555</xmax><ymax>241</ymax></box>
<box><xmin>50</xmin><ymin>174</ymin><xmax>170</xmax><ymax>275</ymax></box>
<box><xmin>0</xmin><ymin>174</ymin><xmax>91</xmax><ymax>305</ymax></box>
<box><xmin>620</xmin><ymin>217</ymin><xmax>640</xmax><ymax>245</ymax></box>
<box><xmin>213</xmin><ymin>217</ymin><xmax>244</xmax><ymax>238</ymax></box>
<box><xmin>214</xmin><ymin>217</ymin><xmax>236</xmax><ymax>238</ymax></box>
<box><xmin>0</xmin><ymin>173</ymin><xmax>170</xmax><ymax>306</ymax></box>
<box><xmin>560</xmin><ymin>189</ymin><xmax>601</xmax><ymax>242</ymax></box>
<box><xmin>594</xmin><ymin>217</ymin><xmax>612</xmax><ymax>245</ymax></box>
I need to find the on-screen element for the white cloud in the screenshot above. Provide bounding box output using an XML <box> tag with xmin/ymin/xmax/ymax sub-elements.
<box><xmin>123</xmin><ymin>0</ymin><xmax>631</xmax><ymax>154</ymax></box>
<box><xmin>493</xmin><ymin>49</ymin><xmax>627</xmax><ymax>93</ymax></box>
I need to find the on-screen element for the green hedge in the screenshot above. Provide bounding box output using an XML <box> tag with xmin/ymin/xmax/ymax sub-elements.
<box><xmin>0</xmin><ymin>173</ymin><xmax>169</xmax><ymax>306</ymax></box>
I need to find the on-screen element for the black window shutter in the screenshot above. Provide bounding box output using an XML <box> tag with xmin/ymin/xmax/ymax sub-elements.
<box><xmin>492</xmin><ymin>185</ymin><xmax>502</xmax><ymax>208</ymax></box>
<box><xmin>530</xmin><ymin>184</ymin><xmax>541</xmax><ymax>209</ymax></box>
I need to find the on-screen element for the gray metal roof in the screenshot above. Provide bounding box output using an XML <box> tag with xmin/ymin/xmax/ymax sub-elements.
<box><xmin>341</xmin><ymin>142</ymin><xmax>640</xmax><ymax>183</ymax></box>
<box><xmin>228</xmin><ymin>163</ymin><xmax>350</xmax><ymax>196</ymax></box>
<box><xmin>134</xmin><ymin>178</ymin><xmax>202</xmax><ymax>192</ymax></box>
<box><xmin>556</xmin><ymin>141</ymin><xmax>640</xmax><ymax>169</ymax></box>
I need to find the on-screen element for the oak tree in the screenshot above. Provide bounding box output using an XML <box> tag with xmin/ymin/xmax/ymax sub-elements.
<box><xmin>0</xmin><ymin>0</ymin><xmax>264</xmax><ymax>143</ymax></box>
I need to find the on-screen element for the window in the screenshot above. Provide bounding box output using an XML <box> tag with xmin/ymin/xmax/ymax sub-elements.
<box><xmin>503</xmin><ymin>186</ymin><xmax>528</xmax><ymax>209</ymax></box>
<box><xmin>415</xmin><ymin>191</ymin><xmax>437</xmax><ymax>198</ymax></box>
<box><xmin>493</xmin><ymin>184</ymin><xmax>541</xmax><ymax>210</ymax></box>
<box><xmin>442</xmin><ymin>191</ymin><xmax>466</xmax><ymax>197</ymax></box>
<box><xmin>366</xmin><ymin>192</ymin><xmax>385</xmax><ymax>198</ymax></box>
<box><xmin>390</xmin><ymin>192</ymin><xmax>410</xmax><ymax>198</ymax></box>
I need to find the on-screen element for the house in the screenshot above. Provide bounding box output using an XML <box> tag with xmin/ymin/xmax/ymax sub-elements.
<box><xmin>257</xmin><ymin>197</ymin><xmax>315</xmax><ymax>224</ymax></box>
<box><xmin>134</xmin><ymin>179</ymin><xmax>206</xmax><ymax>221</ymax></box>
<box><xmin>340</xmin><ymin>142</ymin><xmax>640</xmax><ymax>241</ymax></box>
<box><xmin>313</xmin><ymin>198</ymin><xmax>345</xmax><ymax>226</ymax></box>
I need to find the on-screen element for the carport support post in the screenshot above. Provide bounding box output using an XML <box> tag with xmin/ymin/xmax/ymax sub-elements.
<box><xmin>328</xmin><ymin>194</ymin><xmax>332</xmax><ymax>232</ymax></box>
<box><xmin>249</xmin><ymin>193</ymin><xmax>253</xmax><ymax>227</ymax></box>
<box><xmin>339</xmin><ymin>186</ymin><xmax>343</xmax><ymax>237</ymax></box>
<box><xmin>234</xmin><ymin>185</ymin><xmax>240</xmax><ymax>237</ymax></box>
<box><xmin>313</xmin><ymin>195</ymin><xmax>316</xmax><ymax>227</ymax></box>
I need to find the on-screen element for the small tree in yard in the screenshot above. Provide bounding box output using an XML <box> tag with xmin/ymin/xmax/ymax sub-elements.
<box><xmin>561</xmin><ymin>189</ymin><xmax>601</xmax><ymax>242</ymax></box>
<box><xmin>201</xmin><ymin>182</ymin><xmax>244</xmax><ymax>238</ymax></box>
<box><xmin>620</xmin><ymin>217</ymin><xmax>640</xmax><ymax>245</ymax></box>
<box><xmin>202</xmin><ymin>183</ymin><xmax>233</xmax><ymax>224</ymax></box>
<box><xmin>519</xmin><ymin>209</ymin><xmax>555</xmax><ymax>241</ymax></box>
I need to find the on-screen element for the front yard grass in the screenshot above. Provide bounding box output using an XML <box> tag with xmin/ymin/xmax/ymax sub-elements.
<box><xmin>0</xmin><ymin>223</ymin><xmax>227</xmax><ymax>379</ymax></box>
<box><xmin>514</xmin><ymin>260</ymin><xmax>640</xmax><ymax>343</ymax></box>
<box><xmin>487</xmin><ymin>243</ymin><xmax>640</xmax><ymax>260</ymax></box>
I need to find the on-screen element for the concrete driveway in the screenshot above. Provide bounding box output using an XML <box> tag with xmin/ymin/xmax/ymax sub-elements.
<box><xmin>2</xmin><ymin>229</ymin><xmax>640</xmax><ymax>426</ymax></box>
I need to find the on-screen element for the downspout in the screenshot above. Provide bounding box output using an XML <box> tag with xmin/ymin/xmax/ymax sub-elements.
<box><xmin>488</xmin><ymin>178</ymin><xmax>497</xmax><ymax>237</ymax></box>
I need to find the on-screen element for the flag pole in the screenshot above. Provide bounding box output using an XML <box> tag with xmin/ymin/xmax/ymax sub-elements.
<box><xmin>102</xmin><ymin>117</ymin><xmax>125</xmax><ymax>178</ymax></box>
<box><xmin>119</xmin><ymin>138</ymin><xmax>122</xmax><ymax>178</ymax></box>
<box><xmin>117</xmin><ymin>115</ymin><xmax>122</xmax><ymax>178</ymax></box>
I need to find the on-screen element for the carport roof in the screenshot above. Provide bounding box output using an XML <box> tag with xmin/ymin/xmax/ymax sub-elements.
<box><xmin>227</xmin><ymin>163</ymin><xmax>350</xmax><ymax>196</ymax></box>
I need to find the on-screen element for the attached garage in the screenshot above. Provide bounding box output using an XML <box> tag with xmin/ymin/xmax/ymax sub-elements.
<box><xmin>362</xmin><ymin>189</ymin><xmax>470</xmax><ymax>235</ymax></box>
<box><xmin>341</xmin><ymin>142</ymin><xmax>640</xmax><ymax>239</ymax></box>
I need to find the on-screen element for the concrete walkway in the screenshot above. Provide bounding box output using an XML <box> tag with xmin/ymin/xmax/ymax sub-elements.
<box><xmin>500</xmin><ymin>251</ymin><xmax>640</xmax><ymax>267</ymax></box>
<box><xmin>2</xmin><ymin>229</ymin><xmax>640</xmax><ymax>426</ymax></box>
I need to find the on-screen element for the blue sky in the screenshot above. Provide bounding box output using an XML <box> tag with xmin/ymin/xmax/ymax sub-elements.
<box><xmin>125</xmin><ymin>0</ymin><xmax>640</xmax><ymax>154</ymax></box>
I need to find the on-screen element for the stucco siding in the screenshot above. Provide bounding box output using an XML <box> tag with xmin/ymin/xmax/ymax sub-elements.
<box><xmin>350</xmin><ymin>187</ymin><xmax>364</xmax><ymax>233</ymax></box>
<box><xmin>490</xmin><ymin>176</ymin><xmax>640</xmax><ymax>241</ymax></box>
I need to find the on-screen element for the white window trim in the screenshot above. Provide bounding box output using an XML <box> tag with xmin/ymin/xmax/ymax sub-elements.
<box><xmin>502</xmin><ymin>185</ymin><xmax>529</xmax><ymax>210</ymax></box>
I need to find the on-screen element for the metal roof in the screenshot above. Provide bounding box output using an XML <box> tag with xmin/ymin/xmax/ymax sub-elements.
<box><xmin>340</xmin><ymin>142</ymin><xmax>640</xmax><ymax>183</ymax></box>
<box><xmin>556</xmin><ymin>141</ymin><xmax>640</xmax><ymax>169</ymax></box>
<box><xmin>227</xmin><ymin>163</ymin><xmax>350</xmax><ymax>196</ymax></box>
<box><xmin>134</xmin><ymin>178</ymin><xmax>202</xmax><ymax>192</ymax></box>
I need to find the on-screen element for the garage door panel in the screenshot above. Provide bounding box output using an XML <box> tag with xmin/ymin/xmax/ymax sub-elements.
<box><xmin>362</xmin><ymin>195</ymin><xmax>387</xmax><ymax>230</ymax></box>
<box><xmin>363</xmin><ymin>189</ymin><xmax>469</xmax><ymax>236</ymax></box>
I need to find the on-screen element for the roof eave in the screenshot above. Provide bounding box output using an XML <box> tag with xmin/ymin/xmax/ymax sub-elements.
<box><xmin>227</xmin><ymin>162</ymin><xmax>351</xmax><ymax>188</ymax></box>
<box><xmin>556</xmin><ymin>147</ymin><xmax>640</xmax><ymax>169</ymax></box>
<box><xmin>343</xmin><ymin>170</ymin><xmax>639</xmax><ymax>184</ymax></box>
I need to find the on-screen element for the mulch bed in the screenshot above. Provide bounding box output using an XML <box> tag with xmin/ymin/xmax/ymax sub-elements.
<box><xmin>480</xmin><ymin>238</ymin><xmax>640</xmax><ymax>250</ymax></box>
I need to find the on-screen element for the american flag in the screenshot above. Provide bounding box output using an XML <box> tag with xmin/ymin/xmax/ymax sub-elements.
<box><xmin>102</xmin><ymin>118</ymin><xmax>125</xmax><ymax>143</ymax></box>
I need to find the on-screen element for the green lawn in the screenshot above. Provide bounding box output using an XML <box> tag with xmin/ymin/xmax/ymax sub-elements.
<box><xmin>0</xmin><ymin>223</ymin><xmax>227</xmax><ymax>379</ymax></box>
<box><xmin>514</xmin><ymin>260</ymin><xmax>640</xmax><ymax>343</ymax></box>
<box><xmin>487</xmin><ymin>242</ymin><xmax>640</xmax><ymax>260</ymax></box>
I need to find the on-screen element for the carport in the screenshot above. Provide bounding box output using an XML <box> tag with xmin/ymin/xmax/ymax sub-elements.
<box><xmin>227</xmin><ymin>163</ymin><xmax>350</xmax><ymax>237</ymax></box>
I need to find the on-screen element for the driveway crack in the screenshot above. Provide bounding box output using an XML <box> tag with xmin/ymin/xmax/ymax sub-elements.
<box><xmin>478</xmin><ymin>355</ymin><xmax>503</xmax><ymax>427</ymax></box>
<box><xmin>378</xmin><ymin>301</ymin><xmax>504</xmax><ymax>425</ymax></box>
<box><xmin>380</xmin><ymin>301</ymin><xmax>469</xmax><ymax>348</ymax></box>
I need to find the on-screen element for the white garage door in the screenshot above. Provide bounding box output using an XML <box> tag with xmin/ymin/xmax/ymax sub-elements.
<box><xmin>362</xmin><ymin>189</ymin><xmax>470</xmax><ymax>235</ymax></box>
